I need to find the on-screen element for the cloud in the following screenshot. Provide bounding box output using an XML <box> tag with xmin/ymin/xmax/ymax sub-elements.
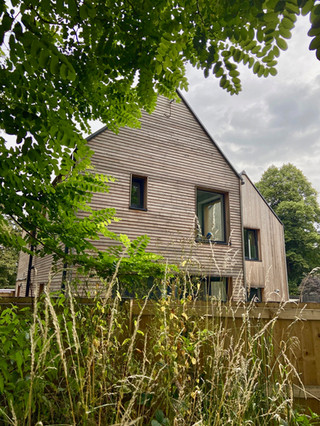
<box><xmin>182</xmin><ymin>16</ymin><xmax>320</xmax><ymax>198</ymax></box>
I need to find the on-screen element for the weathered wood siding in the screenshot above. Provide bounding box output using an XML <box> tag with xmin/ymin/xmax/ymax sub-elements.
<box><xmin>16</xmin><ymin>250</ymin><xmax>29</xmax><ymax>296</ymax></box>
<box><xmin>87</xmin><ymin>96</ymin><xmax>245</xmax><ymax>299</ymax></box>
<box><xmin>241</xmin><ymin>173</ymin><xmax>288</xmax><ymax>301</ymax></box>
<box><xmin>15</xmin><ymin>96</ymin><xmax>245</xmax><ymax>298</ymax></box>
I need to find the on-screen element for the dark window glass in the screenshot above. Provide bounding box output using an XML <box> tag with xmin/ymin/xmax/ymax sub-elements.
<box><xmin>244</xmin><ymin>228</ymin><xmax>259</xmax><ymax>260</ymax></box>
<box><xmin>248</xmin><ymin>287</ymin><xmax>262</xmax><ymax>302</ymax></box>
<box><xmin>196</xmin><ymin>189</ymin><xmax>225</xmax><ymax>242</ymax></box>
<box><xmin>130</xmin><ymin>176</ymin><xmax>146</xmax><ymax>209</ymax></box>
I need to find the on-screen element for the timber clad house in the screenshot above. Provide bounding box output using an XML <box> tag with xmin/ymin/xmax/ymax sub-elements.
<box><xmin>16</xmin><ymin>94</ymin><xmax>289</xmax><ymax>302</ymax></box>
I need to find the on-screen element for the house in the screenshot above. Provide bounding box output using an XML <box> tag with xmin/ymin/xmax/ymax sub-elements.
<box><xmin>15</xmin><ymin>94</ymin><xmax>289</xmax><ymax>302</ymax></box>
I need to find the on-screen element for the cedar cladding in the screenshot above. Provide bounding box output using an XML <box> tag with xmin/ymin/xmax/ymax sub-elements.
<box><xmin>15</xmin><ymin>96</ymin><xmax>245</xmax><ymax>299</ymax></box>
<box><xmin>88</xmin><ymin>96</ymin><xmax>245</xmax><ymax>299</ymax></box>
<box><xmin>241</xmin><ymin>173</ymin><xmax>288</xmax><ymax>301</ymax></box>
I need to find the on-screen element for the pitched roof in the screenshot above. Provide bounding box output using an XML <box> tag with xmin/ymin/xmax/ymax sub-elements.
<box><xmin>85</xmin><ymin>92</ymin><xmax>242</xmax><ymax>182</ymax></box>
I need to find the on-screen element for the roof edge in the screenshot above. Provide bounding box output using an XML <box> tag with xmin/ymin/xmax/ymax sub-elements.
<box><xmin>177</xmin><ymin>90</ymin><xmax>242</xmax><ymax>182</ymax></box>
<box><xmin>241</xmin><ymin>170</ymin><xmax>283</xmax><ymax>225</ymax></box>
<box><xmin>86</xmin><ymin>125</ymin><xmax>108</xmax><ymax>142</ymax></box>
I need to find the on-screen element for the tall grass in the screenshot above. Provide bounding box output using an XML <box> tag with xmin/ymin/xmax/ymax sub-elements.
<box><xmin>0</xmin><ymin>277</ymin><xmax>318</xmax><ymax>425</ymax></box>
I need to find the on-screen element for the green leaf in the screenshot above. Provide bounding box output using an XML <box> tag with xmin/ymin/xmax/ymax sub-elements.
<box><xmin>67</xmin><ymin>0</ymin><xmax>78</xmax><ymax>16</ymax></box>
<box><xmin>310</xmin><ymin>15</ymin><xmax>320</xmax><ymax>30</ymax></box>
<box><xmin>309</xmin><ymin>36</ymin><xmax>320</xmax><ymax>51</ymax></box>
<box><xmin>214</xmin><ymin>67</ymin><xmax>224</xmax><ymax>77</ymax></box>
<box><xmin>308</xmin><ymin>26</ymin><xmax>320</xmax><ymax>37</ymax></box>
<box><xmin>279</xmin><ymin>26</ymin><xmax>292</xmax><ymax>39</ymax></box>
<box><xmin>253</xmin><ymin>61</ymin><xmax>260</xmax><ymax>74</ymax></box>
<box><xmin>257</xmin><ymin>30</ymin><xmax>264</xmax><ymax>43</ymax></box>
<box><xmin>79</xmin><ymin>4</ymin><xmax>89</xmax><ymax>19</ymax></box>
<box><xmin>50</xmin><ymin>55</ymin><xmax>60</xmax><ymax>74</ymax></box>
<box><xmin>60</xmin><ymin>63</ymin><xmax>68</xmax><ymax>79</ymax></box>
<box><xmin>1</xmin><ymin>13</ymin><xmax>13</xmax><ymax>32</ymax></box>
<box><xmin>276</xmin><ymin>37</ymin><xmax>288</xmax><ymax>50</ymax></box>
<box><xmin>301</xmin><ymin>0</ymin><xmax>314</xmax><ymax>16</ymax></box>
<box><xmin>39</xmin><ymin>49</ymin><xmax>50</xmax><ymax>68</ymax></box>
<box><xmin>275</xmin><ymin>0</ymin><xmax>286</xmax><ymax>12</ymax></box>
<box><xmin>282</xmin><ymin>17</ymin><xmax>295</xmax><ymax>30</ymax></box>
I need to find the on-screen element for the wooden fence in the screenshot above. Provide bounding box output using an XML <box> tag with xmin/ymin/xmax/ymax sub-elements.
<box><xmin>1</xmin><ymin>298</ymin><xmax>320</xmax><ymax>413</ymax></box>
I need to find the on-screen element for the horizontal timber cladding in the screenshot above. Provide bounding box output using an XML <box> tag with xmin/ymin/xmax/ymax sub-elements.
<box><xmin>88</xmin><ymin>95</ymin><xmax>245</xmax><ymax>300</ymax></box>
<box><xmin>241</xmin><ymin>173</ymin><xmax>289</xmax><ymax>302</ymax></box>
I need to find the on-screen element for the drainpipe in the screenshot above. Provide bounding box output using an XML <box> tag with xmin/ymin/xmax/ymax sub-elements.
<box><xmin>239</xmin><ymin>176</ymin><xmax>247</xmax><ymax>301</ymax></box>
<box><xmin>25</xmin><ymin>243</ymin><xmax>35</xmax><ymax>297</ymax></box>
<box><xmin>61</xmin><ymin>245</ymin><xmax>69</xmax><ymax>291</ymax></box>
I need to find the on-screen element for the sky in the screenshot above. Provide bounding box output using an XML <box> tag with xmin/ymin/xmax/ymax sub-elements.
<box><xmin>182</xmin><ymin>15</ymin><xmax>320</xmax><ymax>195</ymax></box>
<box><xmin>3</xmin><ymin>15</ymin><xmax>319</xmax><ymax>196</ymax></box>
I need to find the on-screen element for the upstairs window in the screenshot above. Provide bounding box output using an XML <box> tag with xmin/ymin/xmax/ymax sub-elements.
<box><xmin>197</xmin><ymin>189</ymin><xmax>226</xmax><ymax>242</ymax></box>
<box><xmin>244</xmin><ymin>228</ymin><xmax>259</xmax><ymax>260</ymax></box>
<box><xmin>130</xmin><ymin>175</ymin><xmax>147</xmax><ymax>210</ymax></box>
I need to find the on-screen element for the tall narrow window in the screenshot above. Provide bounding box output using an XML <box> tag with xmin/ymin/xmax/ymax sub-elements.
<box><xmin>130</xmin><ymin>175</ymin><xmax>147</xmax><ymax>210</ymax></box>
<box><xmin>244</xmin><ymin>228</ymin><xmax>259</xmax><ymax>260</ymax></box>
<box><xmin>197</xmin><ymin>189</ymin><xmax>225</xmax><ymax>242</ymax></box>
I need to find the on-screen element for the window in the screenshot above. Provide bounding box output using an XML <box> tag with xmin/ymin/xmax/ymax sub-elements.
<box><xmin>175</xmin><ymin>276</ymin><xmax>230</xmax><ymax>302</ymax></box>
<box><xmin>130</xmin><ymin>175</ymin><xmax>147</xmax><ymax>210</ymax></box>
<box><xmin>244</xmin><ymin>228</ymin><xmax>259</xmax><ymax>260</ymax></box>
<box><xmin>248</xmin><ymin>287</ymin><xmax>263</xmax><ymax>302</ymax></box>
<box><xmin>205</xmin><ymin>277</ymin><xmax>228</xmax><ymax>301</ymax></box>
<box><xmin>197</xmin><ymin>189</ymin><xmax>225</xmax><ymax>242</ymax></box>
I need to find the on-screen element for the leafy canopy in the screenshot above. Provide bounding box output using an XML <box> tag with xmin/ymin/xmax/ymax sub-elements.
<box><xmin>0</xmin><ymin>0</ymin><xmax>319</xmax><ymax>280</ymax></box>
<box><xmin>256</xmin><ymin>164</ymin><xmax>320</xmax><ymax>292</ymax></box>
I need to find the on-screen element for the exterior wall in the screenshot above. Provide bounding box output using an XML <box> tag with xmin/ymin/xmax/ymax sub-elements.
<box><xmin>241</xmin><ymin>173</ymin><xmax>289</xmax><ymax>301</ymax></box>
<box><xmin>16</xmin><ymin>245</ymin><xmax>65</xmax><ymax>296</ymax></box>
<box><xmin>87</xmin><ymin>96</ymin><xmax>245</xmax><ymax>300</ymax></box>
<box><xmin>15</xmin><ymin>246</ymin><xmax>30</xmax><ymax>297</ymax></box>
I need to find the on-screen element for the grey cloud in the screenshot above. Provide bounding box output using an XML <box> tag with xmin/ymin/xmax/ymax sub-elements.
<box><xmin>182</xmin><ymin>16</ymin><xmax>320</xmax><ymax>198</ymax></box>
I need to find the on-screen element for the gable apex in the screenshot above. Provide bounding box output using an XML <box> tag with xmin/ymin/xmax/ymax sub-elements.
<box><xmin>177</xmin><ymin>91</ymin><xmax>241</xmax><ymax>181</ymax></box>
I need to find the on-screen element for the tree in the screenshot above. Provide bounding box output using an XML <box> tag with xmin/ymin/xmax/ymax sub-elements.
<box><xmin>1</xmin><ymin>0</ymin><xmax>320</xmax><ymax>277</ymax></box>
<box><xmin>0</xmin><ymin>217</ymin><xmax>20</xmax><ymax>288</ymax></box>
<box><xmin>256</xmin><ymin>164</ymin><xmax>320</xmax><ymax>294</ymax></box>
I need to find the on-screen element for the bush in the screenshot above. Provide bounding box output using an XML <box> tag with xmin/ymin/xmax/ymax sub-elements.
<box><xmin>0</xmin><ymin>280</ymin><xmax>319</xmax><ymax>425</ymax></box>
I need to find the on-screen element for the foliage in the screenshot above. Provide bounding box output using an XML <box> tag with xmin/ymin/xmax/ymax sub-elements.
<box><xmin>0</xmin><ymin>0</ymin><xmax>319</xmax><ymax>273</ymax></box>
<box><xmin>0</xmin><ymin>282</ymin><xmax>318</xmax><ymax>425</ymax></box>
<box><xmin>256</xmin><ymin>164</ymin><xmax>320</xmax><ymax>293</ymax></box>
<box><xmin>0</xmin><ymin>217</ymin><xmax>20</xmax><ymax>288</ymax></box>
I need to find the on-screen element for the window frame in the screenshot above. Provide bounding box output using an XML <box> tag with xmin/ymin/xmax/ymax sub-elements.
<box><xmin>195</xmin><ymin>187</ymin><xmax>228</xmax><ymax>244</ymax></box>
<box><xmin>129</xmin><ymin>175</ymin><xmax>148</xmax><ymax>211</ymax></box>
<box><xmin>244</xmin><ymin>228</ymin><xmax>260</xmax><ymax>261</ymax></box>
<box><xmin>248</xmin><ymin>287</ymin><xmax>263</xmax><ymax>302</ymax></box>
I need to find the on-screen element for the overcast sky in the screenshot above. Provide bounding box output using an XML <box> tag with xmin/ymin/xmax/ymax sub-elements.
<box><xmin>182</xmin><ymin>15</ymin><xmax>320</xmax><ymax>196</ymax></box>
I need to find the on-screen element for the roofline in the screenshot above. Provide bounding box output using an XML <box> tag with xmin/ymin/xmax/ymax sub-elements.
<box><xmin>86</xmin><ymin>125</ymin><xmax>108</xmax><ymax>142</ymax></box>
<box><xmin>177</xmin><ymin>90</ymin><xmax>242</xmax><ymax>182</ymax></box>
<box><xmin>240</xmin><ymin>171</ymin><xmax>283</xmax><ymax>225</ymax></box>
<box><xmin>84</xmin><ymin>93</ymin><xmax>242</xmax><ymax>182</ymax></box>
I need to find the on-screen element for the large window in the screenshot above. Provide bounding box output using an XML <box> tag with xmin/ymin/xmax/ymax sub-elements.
<box><xmin>174</xmin><ymin>276</ymin><xmax>230</xmax><ymax>301</ymax></box>
<box><xmin>130</xmin><ymin>175</ymin><xmax>147</xmax><ymax>210</ymax></box>
<box><xmin>197</xmin><ymin>189</ymin><xmax>225</xmax><ymax>242</ymax></box>
<box><xmin>205</xmin><ymin>277</ymin><xmax>228</xmax><ymax>301</ymax></box>
<box><xmin>244</xmin><ymin>228</ymin><xmax>259</xmax><ymax>260</ymax></box>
